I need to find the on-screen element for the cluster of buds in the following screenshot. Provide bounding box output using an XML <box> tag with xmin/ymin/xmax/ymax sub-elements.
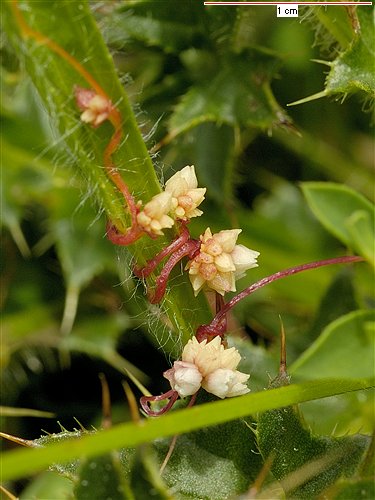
<box><xmin>141</xmin><ymin>336</ymin><xmax>250</xmax><ymax>416</ymax></box>
<box><xmin>186</xmin><ymin>228</ymin><xmax>260</xmax><ymax>296</ymax></box>
<box><xmin>136</xmin><ymin>165</ymin><xmax>206</xmax><ymax>237</ymax></box>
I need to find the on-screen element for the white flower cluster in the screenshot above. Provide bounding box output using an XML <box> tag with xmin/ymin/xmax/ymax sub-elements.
<box><xmin>136</xmin><ymin>165</ymin><xmax>206</xmax><ymax>236</ymax></box>
<box><xmin>164</xmin><ymin>336</ymin><xmax>250</xmax><ymax>399</ymax></box>
<box><xmin>186</xmin><ymin>228</ymin><xmax>260</xmax><ymax>296</ymax></box>
<box><xmin>135</xmin><ymin>166</ymin><xmax>259</xmax><ymax>295</ymax></box>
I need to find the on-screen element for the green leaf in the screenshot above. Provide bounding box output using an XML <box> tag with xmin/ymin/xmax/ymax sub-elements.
<box><xmin>257</xmin><ymin>402</ymin><xmax>369</xmax><ymax>498</ymax></box>
<box><xmin>346</xmin><ymin>209</ymin><xmax>375</xmax><ymax>265</ymax></box>
<box><xmin>2</xmin><ymin>378</ymin><xmax>374</xmax><ymax>482</ymax></box>
<box><xmin>257</xmin><ymin>375</ymin><xmax>370</xmax><ymax>498</ymax></box>
<box><xmin>168</xmin><ymin>50</ymin><xmax>290</xmax><ymax>139</ymax></box>
<box><xmin>74</xmin><ymin>452</ymin><xmax>131</xmax><ymax>500</ymax></box>
<box><xmin>290</xmin><ymin>7</ymin><xmax>375</xmax><ymax>105</ymax></box>
<box><xmin>156</xmin><ymin>417</ymin><xmax>262</xmax><ymax>499</ymax></box>
<box><xmin>324</xmin><ymin>7</ymin><xmax>375</xmax><ymax>98</ymax></box>
<box><xmin>291</xmin><ymin>310</ymin><xmax>375</xmax><ymax>380</ymax></box>
<box><xmin>301</xmin><ymin>182</ymin><xmax>374</xmax><ymax>262</ymax></box>
<box><xmin>193</xmin><ymin>123</ymin><xmax>236</xmax><ymax>202</ymax></box>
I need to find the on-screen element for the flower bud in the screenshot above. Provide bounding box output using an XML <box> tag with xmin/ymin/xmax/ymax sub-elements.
<box><xmin>164</xmin><ymin>361</ymin><xmax>203</xmax><ymax>397</ymax></box>
<box><xmin>202</xmin><ymin>368</ymin><xmax>250</xmax><ymax>399</ymax></box>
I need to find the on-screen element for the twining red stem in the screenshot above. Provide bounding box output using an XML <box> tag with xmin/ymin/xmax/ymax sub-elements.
<box><xmin>134</xmin><ymin>223</ymin><xmax>191</xmax><ymax>278</ymax></box>
<box><xmin>149</xmin><ymin>239</ymin><xmax>201</xmax><ymax>304</ymax></box>
<box><xmin>199</xmin><ymin>255</ymin><xmax>364</xmax><ymax>337</ymax></box>
<box><xmin>140</xmin><ymin>390</ymin><xmax>179</xmax><ymax>416</ymax></box>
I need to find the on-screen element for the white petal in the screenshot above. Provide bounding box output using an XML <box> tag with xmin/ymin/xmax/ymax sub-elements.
<box><xmin>144</xmin><ymin>191</ymin><xmax>172</xmax><ymax>218</ymax></box>
<box><xmin>213</xmin><ymin>229</ymin><xmax>241</xmax><ymax>253</ymax></box>
<box><xmin>208</xmin><ymin>271</ymin><xmax>236</xmax><ymax>295</ymax></box>
<box><xmin>178</xmin><ymin>165</ymin><xmax>198</xmax><ymax>189</ymax></box>
<box><xmin>202</xmin><ymin>368</ymin><xmax>250</xmax><ymax>398</ymax></box>
<box><xmin>214</xmin><ymin>253</ymin><xmax>236</xmax><ymax>273</ymax></box>
<box><xmin>231</xmin><ymin>245</ymin><xmax>260</xmax><ymax>276</ymax></box>
<box><xmin>164</xmin><ymin>361</ymin><xmax>202</xmax><ymax>397</ymax></box>
<box><xmin>188</xmin><ymin>273</ymin><xmax>206</xmax><ymax>296</ymax></box>
<box><xmin>181</xmin><ymin>337</ymin><xmax>205</xmax><ymax>364</ymax></box>
<box><xmin>165</xmin><ymin>165</ymin><xmax>198</xmax><ymax>196</ymax></box>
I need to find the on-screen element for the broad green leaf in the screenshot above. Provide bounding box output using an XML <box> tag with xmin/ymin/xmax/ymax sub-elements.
<box><xmin>168</xmin><ymin>50</ymin><xmax>290</xmax><ymax>139</ymax></box>
<box><xmin>301</xmin><ymin>182</ymin><xmax>374</xmax><ymax>259</ymax></box>
<box><xmin>155</xmin><ymin>415</ymin><xmax>261</xmax><ymax>499</ymax></box>
<box><xmin>347</xmin><ymin>210</ymin><xmax>375</xmax><ymax>266</ymax></box>
<box><xmin>324</xmin><ymin>6</ymin><xmax>375</xmax><ymax>98</ymax></box>
<box><xmin>257</xmin><ymin>375</ymin><xmax>370</xmax><ymax>498</ymax></box>
<box><xmin>291</xmin><ymin>310</ymin><xmax>375</xmax><ymax>380</ymax></box>
<box><xmin>258</xmin><ymin>403</ymin><xmax>369</xmax><ymax>498</ymax></box>
<box><xmin>2</xmin><ymin>378</ymin><xmax>374</xmax><ymax>482</ymax></box>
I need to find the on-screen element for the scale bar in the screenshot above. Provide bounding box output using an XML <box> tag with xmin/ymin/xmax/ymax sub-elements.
<box><xmin>204</xmin><ymin>2</ymin><xmax>373</xmax><ymax>5</ymax></box>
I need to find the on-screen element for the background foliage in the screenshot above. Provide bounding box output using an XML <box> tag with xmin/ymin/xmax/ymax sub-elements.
<box><xmin>1</xmin><ymin>1</ymin><xmax>374</xmax><ymax>498</ymax></box>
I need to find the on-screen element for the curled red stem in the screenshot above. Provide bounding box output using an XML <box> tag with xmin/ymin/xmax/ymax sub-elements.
<box><xmin>140</xmin><ymin>389</ymin><xmax>179</xmax><ymax>416</ymax></box>
<box><xmin>149</xmin><ymin>239</ymin><xmax>201</xmax><ymax>304</ymax></box>
<box><xmin>134</xmin><ymin>222</ymin><xmax>191</xmax><ymax>278</ymax></box>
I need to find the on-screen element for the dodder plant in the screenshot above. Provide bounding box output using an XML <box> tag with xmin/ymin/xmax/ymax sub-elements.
<box><xmin>2</xmin><ymin>1</ymin><xmax>374</xmax><ymax>499</ymax></box>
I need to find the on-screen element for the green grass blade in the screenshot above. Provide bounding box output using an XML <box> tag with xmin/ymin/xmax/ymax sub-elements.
<box><xmin>1</xmin><ymin>378</ymin><xmax>373</xmax><ymax>482</ymax></box>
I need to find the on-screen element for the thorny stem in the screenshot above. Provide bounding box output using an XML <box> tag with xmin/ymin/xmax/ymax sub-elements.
<box><xmin>197</xmin><ymin>256</ymin><xmax>364</xmax><ymax>339</ymax></box>
<box><xmin>134</xmin><ymin>222</ymin><xmax>191</xmax><ymax>278</ymax></box>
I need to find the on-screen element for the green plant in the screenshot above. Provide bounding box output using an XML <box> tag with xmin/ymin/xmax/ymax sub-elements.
<box><xmin>1</xmin><ymin>1</ymin><xmax>374</xmax><ymax>498</ymax></box>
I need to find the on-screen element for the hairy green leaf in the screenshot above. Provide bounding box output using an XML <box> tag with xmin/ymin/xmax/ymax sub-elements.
<box><xmin>155</xmin><ymin>416</ymin><xmax>261</xmax><ymax>499</ymax></box>
<box><xmin>325</xmin><ymin>7</ymin><xmax>375</xmax><ymax>98</ymax></box>
<box><xmin>169</xmin><ymin>50</ymin><xmax>290</xmax><ymax>139</ymax></box>
<box><xmin>257</xmin><ymin>375</ymin><xmax>370</xmax><ymax>498</ymax></box>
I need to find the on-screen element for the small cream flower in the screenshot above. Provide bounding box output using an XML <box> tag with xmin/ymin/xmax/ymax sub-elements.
<box><xmin>186</xmin><ymin>228</ymin><xmax>259</xmax><ymax>296</ymax></box>
<box><xmin>164</xmin><ymin>361</ymin><xmax>202</xmax><ymax>397</ymax></box>
<box><xmin>165</xmin><ymin>165</ymin><xmax>206</xmax><ymax>220</ymax></box>
<box><xmin>164</xmin><ymin>336</ymin><xmax>250</xmax><ymax>399</ymax></box>
<box><xmin>137</xmin><ymin>191</ymin><xmax>174</xmax><ymax>236</ymax></box>
<box><xmin>75</xmin><ymin>87</ymin><xmax>112</xmax><ymax>127</ymax></box>
<box><xmin>202</xmin><ymin>369</ymin><xmax>250</xmax><ymax>399</ymax></box>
